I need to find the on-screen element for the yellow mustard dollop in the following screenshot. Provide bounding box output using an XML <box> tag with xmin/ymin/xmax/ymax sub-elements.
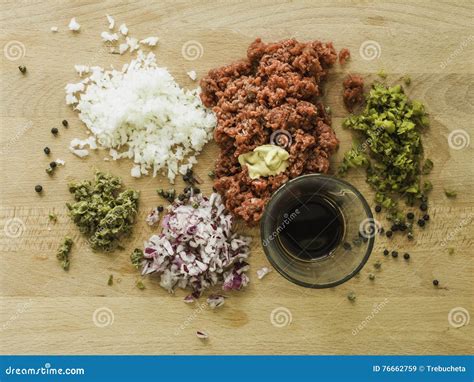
<box><xmin>238</xmin><ymin>144</ymin><xmax>289</xmax><ymax>179</ymax></box>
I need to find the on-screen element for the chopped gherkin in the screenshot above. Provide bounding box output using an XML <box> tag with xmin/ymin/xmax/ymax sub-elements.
<box><xmin>339</xmin><ymin>83</ymin><xmax>431</xmax><ymax>220</ymax></box>
<box><xmin>66</xmin><ymin>171</ymin><xmax>139</xmax><ymax>252</ymax></box>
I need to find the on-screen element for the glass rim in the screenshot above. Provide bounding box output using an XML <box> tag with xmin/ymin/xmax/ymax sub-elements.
<box><xmin>260</xmin><ymin>173</ymin><xmax>375</xmax><ymax>289</ymax></box>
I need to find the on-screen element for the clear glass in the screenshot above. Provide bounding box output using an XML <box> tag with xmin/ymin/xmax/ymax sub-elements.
<box><xmin>260</xmin><ymin>174</ymin><xmax>375</xmax><ymax>288</ymax></box>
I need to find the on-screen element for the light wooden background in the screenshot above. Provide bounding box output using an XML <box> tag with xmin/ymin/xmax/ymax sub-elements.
<box><xmin>0</xmin><ymin>0</ymin><xmax>472</xmax><ymax>355</ymax></box>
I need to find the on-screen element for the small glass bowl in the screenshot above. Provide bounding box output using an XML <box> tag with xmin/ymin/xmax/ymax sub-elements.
<box><xmin>260</xmin><ymin>174</ymin><xmax>375</xmax><ymax>288</ymax></box>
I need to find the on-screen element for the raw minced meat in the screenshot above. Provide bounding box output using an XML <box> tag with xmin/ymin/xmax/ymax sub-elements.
<box><xmin>342</xmin><ymin>74</ymin><xmax>364</xmax><ymax>112</ymax></box>
<box><xmin>200</xmin><ymin>38</ymin><xmax>340</xmax><ymax>224</ymax></box>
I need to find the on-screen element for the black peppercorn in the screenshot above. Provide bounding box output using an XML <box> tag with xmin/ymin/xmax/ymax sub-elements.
<box><xmin>193</xmin><ymin>187</ymin><xmax>200</xmax><ymax>194</ymax></box>
<box><xmin>51</xmin><ymin>127</ymin><xmax>59</xmax><ymax>135</ymax></box>
<box><xmin>399</xmin><ymin>224</ymin><xmax>407</xmax><ymax>231</ymax></box>
<box><xmin>62</xmin><ymin>119</ymin><xmax>68</xmax><ymax>127</ymax></box>
<box><xmin>391</xmin><ymin>251</ymin><xmax>398</xmax><ymax>258</ymax></box>
<box><xmin>383</xmin><ymin>249</ymin><xmax>389</xmax><ymax>256</ymax></box>
<box><xmin>49</xmin><ymin>161</ymin><xmax>57</xmax><ymax>168</ymax></box>
<box><xmin>407</xmin><ymin>232</ymin><xmax>414</xmax><ymax>240</ymax></box>
<box><xmin>391</xmin><ymin>224</ymin><xmax>399</xmax><ymax>232</ymax></box>
<box><xmin>417</xmin><ymin>219</ymin><xmax>425</xmax><ymax>227</ymax></box>
<box><xmin>386</xmin><ymin>230</ymin><xmax>393</xmax><ymax>238</ymax></box>
<box><xmin>375</xmin><ymin>205</ymin><xmax>381</xmax><ymax>213</ymax></box>
<box><xmin>35</xmin><ymin>185</ymin><xmax>43</xmax><ymax>193</ymax></box>
<box><xmin>43</xmin><ymin>147</ymin><xmax>51</xmax><ymax>155</ymax></box>
<box><xmin>420</xmin><ymin>203</ymin><xmax>428</xmax><ymax>211</ymax></box>
<box><xmin>433</xmin><ymin>279</ymin><xmax>439</xmax><ymax>286</ymax></box>
<box><xmin>343</xmin><ymin>242</ymin><xmax>352</xmax><ymax>250</ymax></box>
<box><xmin>157</xmin><ymin>205</ymin><xmax>164</xmax><ymax>212</ymax></box>
<box><xmin>379</xmin><ymin>227</ymin><xmax>385</xmax><ymax>234</ymax></box>
<box><xmin>18</xmin><ymin>65</ymin><xmax>27</xmax><ymax>74</ymax></box>
<box><xmin>403</xmin><ymin>253</ymin><xmax>410</xmax><ymax>260</ymax></box>
<box><xmin>423</xmin><ymin>214</ymin><xmax>430</xmax><ymax>221</ymax></box>
<box><xmin>407</xmin><ymin>212</ymin><xmax>414</xmax><ymax>220</ymax></box>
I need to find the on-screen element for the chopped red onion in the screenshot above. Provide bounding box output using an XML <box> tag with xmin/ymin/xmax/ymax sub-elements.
<box><xmin>257</xmin><ymin>267</ymin><xmax>271</xmax><ymax>280</ymax></box>
<box><xmin>142</xmin><ymin>193</ymin><xmax>251</xmax><ymax>297</ymax></box>
<box><xmin>145</xmin><ymin>207</ymin><xmax>161</xmax><ymax>226</ymax></box>
<box><xmin>206</xmin><ymin>294</ymin><xmax>225</xmax><ymax>309</ymax></box>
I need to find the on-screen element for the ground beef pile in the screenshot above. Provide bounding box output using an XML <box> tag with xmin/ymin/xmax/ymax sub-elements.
<box><xmin>342</xmin><ymin>74</ymin><xmax>364</xmax><ymax>112</ymax></box>
<box><xmin>200</xmin><ymin>38</ymin><xmax>341</xmax><ymax>224</ymax></box>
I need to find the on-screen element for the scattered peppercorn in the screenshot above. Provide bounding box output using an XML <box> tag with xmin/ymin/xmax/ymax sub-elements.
<box><xmin>193</xmin><ymin>187</ymin><xmax>201</xmax><ymax>194</ymax></box>
<box><xmin>343</xmin><ymin>242</ymin><xmax>352</xmax><ymax>250</ymax></box>
<box><xmin>383</xmin><ymin>249</ymin><xmax>389</xmax><ymax>256</ymax></box>
<box><xmin>43</xmin><ymin>147</ymin><xmax>51</xmax><ymax>155</ymax></box>
<box><xmin>18</xmin><ymin>65</ymin><xmax>27</xmax><ymax>74</ymax></box>
<box><xmin>62</xmin><ymin>119</ymin><xmax>69</xmax><ymax>127</ymax></box>
<box><xmin>420</xmin><ymin>203</ymin><xmax>428</xmax><ymax>211</ymax></box>
<box><xmin>347</xmin><ymin>292</ymin><xmax>356</xmax><ymax>302</ymax></box>
<box><xmin>45</xmin><ymin>167</ymin><xmax>54</xmax><ymax>175</ymax></box>
<box><xmin>417</xmin><ymin>219</ymin><xmax>425</xmax><ymax>227</ymax></box>
<box><xmin>374</xmin><ymin>261</ymin><xmax>382</xmax><ymax>269</ymax></box>
<box><xmin>423</xmin><ymin>214</ymin><xmax>430</xmax><ymax>221</ymax></box>
<box><xmin>403</xmin><ymin>253</ymin><xmax>410</xmax><ymax>260</ymax></box>
<box><xmin>35</xmin><ymin>185</ymin><xmax>43</xmax><ymax>193</ymax></box>
<box><xmin>433</xmin><ymin>279</ymin><xmax>439</xmax><ymax>286</ymax></box>
<box><xmin>375</xmin><ymin>205</ymin><xmax>381</xmax><ymax>213</ymax></box>
<box><xmin>379</xmin><ymin>227</ymin><xmax>385</xmax><ymax>235</ymax></box>
<box><xmin>386</xmin><ymin>230</ymin><xmax>393</xmax><ymax>238</ymax></box>
<box><xmin>391</xmin><ymin>224</ymin><xmax>399</xmax><ymax>232</ymax></box>
<box><xmin>407</xmin><ymin>232</ymin><xmax>414</xmax><ymax>240</ymax></box>
<box><xmin>391</xmin><ymin>251</ymin><xmax>398</xmax><ymax>258</ymax></box>
<box><xmin>49</xmin><ymin>161</ymin><xmax>57</xmax><ymax>169</ymax></box>
<box><xmin>369</xmin><ymin>273</ymin><xmax>375</xmax><ymax>280</ymax></box>
<box><xmin>51</xmin><ymin>127</ymin><xmax>59</xmax><ymax>135</ymax></box>
<box><xmin>157</xmin><ymin>205</ymin><xmax>164</xmax><ymax>212</ymax></box>
<box><xmin>407</xmin><ymin>212</ymin><xmax>414</xmax><ymax>220</ymax></box>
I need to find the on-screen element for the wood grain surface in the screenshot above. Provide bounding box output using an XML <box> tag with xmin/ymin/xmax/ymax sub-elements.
<box><xmin>0</xmin><ymin>0</ymin><xmax>473</xmax><ymax>355</ymax></box>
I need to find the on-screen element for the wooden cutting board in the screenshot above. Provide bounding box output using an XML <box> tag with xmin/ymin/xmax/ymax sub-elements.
<box><xmin>0</xmin><ymin>0</ymin><xmax>472</xmax><ymax>355</ymax></box>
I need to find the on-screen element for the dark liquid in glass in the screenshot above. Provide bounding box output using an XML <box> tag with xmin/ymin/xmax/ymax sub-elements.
<box><xmin>277</xmin><ymin>196</ymin><xmax>344</xmax><ymax>261</ymax></box>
